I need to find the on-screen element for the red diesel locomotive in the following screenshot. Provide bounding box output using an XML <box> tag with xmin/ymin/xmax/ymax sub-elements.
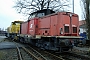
<box><xmin>17</xmin><ymin>9</ymin><xmax>81</xmax><ymax>52</ymax></box>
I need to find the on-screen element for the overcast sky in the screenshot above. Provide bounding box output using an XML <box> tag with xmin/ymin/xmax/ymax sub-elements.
<box><xmin>0</xmin><ymin>0</ymin><xmax>82</xmax><ymax>30</ymax></box>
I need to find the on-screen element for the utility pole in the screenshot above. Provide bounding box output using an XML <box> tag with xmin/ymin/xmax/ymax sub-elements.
<box><xmin>72</xmin><ymin>0</ymin><xmax>74</xmax><ymax>13</ymax></box>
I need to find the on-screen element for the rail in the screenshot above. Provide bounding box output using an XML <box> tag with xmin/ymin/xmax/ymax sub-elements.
<box><xmin>27</xmin><ymin>45</ymin><xmax>65</xmax><ymax>60</ymax></box>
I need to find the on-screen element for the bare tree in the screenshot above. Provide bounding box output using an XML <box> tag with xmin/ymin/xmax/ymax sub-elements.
<box><xmin>81</xmin><ymin>0</ymin><xmax>90</xmax><ymax>39</ymax></box>
<box><xmin>14</xmin><ymin>0</ymin><xmax>70</xmax><ymax>15</ymax></box>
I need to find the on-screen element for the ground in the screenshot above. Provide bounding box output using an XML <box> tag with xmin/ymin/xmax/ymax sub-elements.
<box><xmin>72</xmin><ymin>46</ymin><xmax>90</xmax><ymax>55</ymax></box>
<box><xmin>0</xmin><ymin>36</ymin><xmax>25</xmax><ymax>60</ymax></box>
<box><xmin>0</xmin><ymin>36</ymin><xmax>90</xmax><ymax>60</ymax></box>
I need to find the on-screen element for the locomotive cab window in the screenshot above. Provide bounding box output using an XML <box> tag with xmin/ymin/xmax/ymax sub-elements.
<box><xmin>64</xmin><ymin>26</ymin><xmax>69</xmax><ymax>33</ymax></box>
<box><xmin>37</xmin><ymin>13</ymin><xmax>45</xmax><ymax>17</ymax></box>
<box><xmin>73</xmin><ymin>27</ymin><xmax>77</xmax><ymax>33</ymax></box>
<box><xmin>28</xmin><ymin>13</ymin><xmax>37</xmax><ymax>19</ymax></box>
<box><xmin>31</xmin><ymin>14</ymin><xmax>36</xmax><ymax>18</ymax></box>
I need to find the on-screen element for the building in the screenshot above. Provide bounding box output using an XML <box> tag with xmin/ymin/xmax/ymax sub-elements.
<box><xmin>79</xmin><ymin>20</ymin><xmax>87</xmax><ymax>34</ymax></box>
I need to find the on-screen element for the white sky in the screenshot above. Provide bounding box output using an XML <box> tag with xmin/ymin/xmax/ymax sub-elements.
<box><xmin>0</xmin><ymin>0</ymin><xmax>83</xmax><ymax>30</ymax></box>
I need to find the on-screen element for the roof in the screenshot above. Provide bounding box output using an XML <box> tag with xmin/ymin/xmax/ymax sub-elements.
<box><xmin>30</xmin><ymin>9</ymin><xmax>55</xmax><ymax>15</ymax></box>
<box><xmin>79</xmin><ymin>20</ymin><xmax>86</xmax><ymax>28</ymax></box>
<box><xmin>79</xmin><ymin>20</ymin><xmax>86</xmax><ymax>26</ymax></box>
<box><xmin>14</xmin><ymin>21</ymin><xmax>24</xmax><ymax>23</ymax></box>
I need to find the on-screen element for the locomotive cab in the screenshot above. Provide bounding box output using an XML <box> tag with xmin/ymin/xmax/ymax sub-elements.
<box><xmin>6</xmin><ymin>21</ymin><xmax>23</xmax><ymax>39</ymax></box>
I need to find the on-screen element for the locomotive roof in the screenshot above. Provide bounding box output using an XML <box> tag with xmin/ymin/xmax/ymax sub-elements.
<box><xmin>12</xmin><ymin>21</ymin><xmax>24</xmax><ymax>23</ymax></box>
<box><xmin>30</xmin><ymin>9</ymin><xmax>55</xmax><ymax>15</ymax></box>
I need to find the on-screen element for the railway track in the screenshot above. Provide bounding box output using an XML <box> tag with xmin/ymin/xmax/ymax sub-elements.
<box><xmin>1</xmin><ymin>39</ymin><xmax>89</xmax><ymax>60</ymax></box>
<box><xmin>13</xmin><ymin>41</ymin><xmax>47</xmax><ymax>60</ymax></box>
<box><xmin>27</xmin><ymin>45</ymin><xmax>65</xmax><ymax>60</ymax></box>
<box><xmin>27</xmin><ymin>44</ymin><xmax>90</xmax><ymax>60</ymax></box>
<box><xmin>56</xmin><ymin>51</ymin><xmax>90</xmax><ymax>60</ymax></box>
<box><xmin>1</xmin><ymin>37</ymin><xmax>89</xmax><ymax>60</ymax></box>
<box><xmin>40</xmin><ymin>50</ymin><xmax>90</xmax><ymax>60</ymax></box>
<box><xmin>68</xmin><ymin>52</ymin><xmax>90</xmax><ymax>60</ymax></box>
<box><xmin>22</xmin><ymin>47</ymin><xmax>47</xmax><ymax>60</ymax></box>
<box><xmin>1</xmin><ymin>37</ymin><xmax>90</xmax><ymax>60</ymax></box>
<box><xmin>13</xmin><ymin>41</ymin><xmax>65</xmax><ymax>60</ymax></box>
